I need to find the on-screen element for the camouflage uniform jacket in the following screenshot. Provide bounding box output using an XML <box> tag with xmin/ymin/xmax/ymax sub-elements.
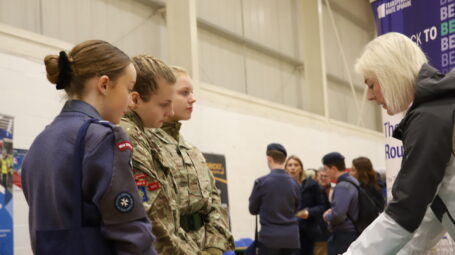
<box><xmin>120</xmin><ymin>112</ymin><xmax>200</xmax><ymax>255</ymax></box>
<box><xmin>147</xmin><ymin>122</ymin><xmax>235</xmax><ymax>252</ymax></box>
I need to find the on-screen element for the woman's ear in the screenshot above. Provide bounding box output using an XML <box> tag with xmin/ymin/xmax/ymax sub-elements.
<box><xmin>97</xmin><ymin>75</ymin><xmax>110</xmax><ymax>95</ymax></box>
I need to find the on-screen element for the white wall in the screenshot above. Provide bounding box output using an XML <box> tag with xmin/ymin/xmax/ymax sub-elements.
<box><xmin>0</xmin><ymin>51</ymin><xmax>65</xmax><ymax>255</ymax></box>
<box><xmin>0</xmin><ymin>0</ymin><xmax>381</xmax><ymax>130</ymax></box>
<box><xmin>197</xmin><ymin>0</ymin><xmax>305</xmax><ymax>110</ymax></box>
<box><xmin>322</xmin><ymin>0</ymin><xmax>381</xmax><ymax>130</ymax></box>
<box><xmin>0</xmin><ymin>52</ymin><xmax>65</xmax><ymax>149</ymax></box>
<box><xmin>0</xmin><ymin>0</ymin><xmax>167</xmax><ymax>59</ymax></box>
<box><xmin>197</xmin><ymin>0</ymin><xmax>298</xmax><ymax>56</ymax></box>
<box><xmin>196</xmin><ymin>0</ymin><xmax>382</xmax><ymax>131</ymax></box>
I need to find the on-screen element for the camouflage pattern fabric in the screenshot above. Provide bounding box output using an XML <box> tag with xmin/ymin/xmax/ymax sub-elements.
<box><xmin>120</xmin><ymin>112</ymin><xmax>200</xmax><ymax>255</ymax></box>
<box><xmin>147</xmin><ymin>121</ymin><xmax>235</xmax><ymax>252</ymax></box>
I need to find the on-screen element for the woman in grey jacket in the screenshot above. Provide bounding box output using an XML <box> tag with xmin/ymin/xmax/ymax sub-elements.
<box><xmin>345</xmin><ymin>32</ymin><xmax>455</xmax><ymax>254</ymax></box>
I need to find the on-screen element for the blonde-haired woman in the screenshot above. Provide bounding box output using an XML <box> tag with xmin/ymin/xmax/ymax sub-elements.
<box><xmin>147</xmin><ymin>67</ymin><xmax>234</xmax><ymax>254</ymax></box>
<box><xmin>285</xmin><ymin>155</ymin><xmax>329</xmax><ymax>255</ymax></box>
<box><xmin>346</xmin><ymin>32</ymin><xmax>455</xmax><ymax>254</ymax></box>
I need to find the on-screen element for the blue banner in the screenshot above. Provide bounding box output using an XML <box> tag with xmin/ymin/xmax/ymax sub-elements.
<box><xmin>0</xmin><ymin>114</ymin><xmax>14</xmax><ymax>255</ymax></box>
<box><xmin>371</xmin><ymin>0</ymin><xmax>455</xmax><ymax>73</ymax></box>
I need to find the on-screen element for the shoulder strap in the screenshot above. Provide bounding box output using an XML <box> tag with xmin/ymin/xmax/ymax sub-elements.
<box><xmin>71</xmin><ymin>118</ymin><xmax>105</xmax><ymax>229</ymax></box>
<box><xmin>340</xmin><ymin>178</ymin><xmax>360</xmax><ymax>190</ymax></box>
<box><xmin>338</xmin><ymin>178</ymin><xmax>360</xmax><ymax>229</ymax></box>
<box><xmin>254</xmin><ymin>215</ymin><xmax>258</xmax><ymax>242</ymax></box>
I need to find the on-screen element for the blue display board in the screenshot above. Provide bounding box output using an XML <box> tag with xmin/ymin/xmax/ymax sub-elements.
<box><xmin>0</xmin><ymin>114</ymin><xmax>14</xmax><ymax>255</ymax></box>
<box><xmin>371</xmin><ymin>0</ymin><xmax>455</xmax><ymax>73</ymax></box>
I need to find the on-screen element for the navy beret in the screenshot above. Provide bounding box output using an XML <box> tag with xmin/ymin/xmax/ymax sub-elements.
<box><xmin>322</xmin><ymin>152</ymin><xmax>345</xmax><ymax>165</ymax></box>
<box><xmin>266</xmin><ymin>143</ymin><xmax>287</xmax><ymax>157</ymax></box>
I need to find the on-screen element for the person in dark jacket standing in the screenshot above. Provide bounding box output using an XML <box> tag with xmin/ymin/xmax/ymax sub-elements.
<box><xmin>345</xmin><ymin>32</ymin><xmax>455</xmax><ymax>254</ymax></box>
<box><xmin>21</xmin><ymin>40</ymin><xmax>156</xmax><ymax>254</ymax></box>
<box><xmin>322</xmin><ymin>152</ymin><xmax>359</xmax><ymax>255</ymax></box>
<box><xmin>285</xmin><ymin>155</ymin><xmax>330</xmax><ymax>255</ymax></box>
<box><xmin>350</xmin><ymin>157</ymin><xmax>385</xmax><ymax>212</ymax></box>
<box><xmin>249</xmin><ymin>143</ymin><xmax>301</xmax><ymax>255</ymax></box>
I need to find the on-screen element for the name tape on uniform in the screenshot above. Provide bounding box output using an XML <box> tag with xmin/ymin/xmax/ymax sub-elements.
<box><xmin>134</xmin><ymin>173</ymin><xmax>147</xmax><ymax>181</ymax></box>
<box><xmin>136</xmin><ymin>180</ymin><xmax>147</xmax><ymax>186</ymax></box>
<box><xmin>116</xmin><ymin>141</ymin><xmax>133</xmax><ymax>152</ymax></box>
<box><xmin>148</xmin><ymin>181</ymin><xmax>160</xmax><ymax>191</ymax></box>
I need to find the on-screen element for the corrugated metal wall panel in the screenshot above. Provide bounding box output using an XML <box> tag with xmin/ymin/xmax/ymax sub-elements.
<box><xmin>0</xmin><ymin>0</ymin><xmax>166</xmax><ymax>57</ymax></box>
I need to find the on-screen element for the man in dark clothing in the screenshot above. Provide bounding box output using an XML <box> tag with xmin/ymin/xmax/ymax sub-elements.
<box><xmin>322</xmin><ymin>152</ymin><xmax>359</xmax><ymax>255</ymax></box>
<box><xmin>249</xmin><ymin>143</ymin><xmax>301</xmax><ymax>255</ymax></box>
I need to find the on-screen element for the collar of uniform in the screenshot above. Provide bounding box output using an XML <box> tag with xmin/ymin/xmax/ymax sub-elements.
<box><xmin>271</xmin><ymin>169</ymin><xmax>287</xmax><ymax>174</ymax></box>
<box><xmin>153</xmin><ymin>127</ymin><xmax>193</xmax><ymax>150</ymax></box>
<box><xmin>336</xmin><ymin>172</ymin><xmax>352</xmax><ymax>184</ymax></box>
<box><xmin>151</xmin><ymin>126</ymin><xmax>193</xmax><ymax>150</ymax></box>
<box><xmin>61</xmin><ymin>100</ymin><xmax>102</xmax><ymax>119</ymax></box>
<box><xmin>152</xmin><ymin>128</ymin><xmax>173</xmax><ymax>145</ymax></box>
<box><xmin>161</xmin><ymin>121</ymin><xmax>182</xmax><ymax>141</ymax></box>
<box><xmin>123</xmin><ymin>111</ymin><xmax>145</xmax><ymax>131</ymax></box>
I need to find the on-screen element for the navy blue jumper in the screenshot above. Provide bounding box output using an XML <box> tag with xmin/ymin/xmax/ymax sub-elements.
<box><xmin>22</xmin><ymin>100</ymin><xmax>156</xmax><ymax>254</ymax></box>
<box><xmin>248</xmin><ymin>169</ymin><xmax>301</xmax><ymax>249</ymax></box>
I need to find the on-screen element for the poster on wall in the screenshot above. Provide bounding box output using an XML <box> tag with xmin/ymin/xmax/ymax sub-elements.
<box><xmin>11</xmin><ymin>149</ymin><xmax>27</xmax><ymax>189</ymax></box>
<box><xmin>371</xmin><ymin>0</ymin><xmax>455</xmax><ymax>252</ymax></box>
<box><xmin>0</xmin><ymin>114</ymin><xmax>14</xmax><ymax>255</ymax></box>
<box><xmin>202</xmin><ymin>153</ymin><xmax>231</xmax><ymax>230</ymax></box>
<box><xmin>372</xmin><ymin>0</ymin><xmax>455</xmax><ymax>73</ymax></box>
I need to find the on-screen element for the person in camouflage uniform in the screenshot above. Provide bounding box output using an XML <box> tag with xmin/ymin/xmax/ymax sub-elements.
<box><xmin>119</xmin><ymin>55</ymin><xmax>200</xmax><ymax>255</ymax></box>
<box><xmin>147</xmin><ymin>66</ymin><xmax>235</xmax><ymax>255</ymax></box>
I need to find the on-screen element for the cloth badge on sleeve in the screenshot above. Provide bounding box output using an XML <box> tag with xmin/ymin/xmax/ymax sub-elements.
<box><xmin>136</xmin><ymin>179</ymin><xmax>147</xmax><ymax>187</ymax></box>
<box><xmin>116</xmin><ymin>141</ymin><xmax>133</xmax><ymax>152</ymax></box>
<box><xmin>134</xmin><ymin>173</ymin><xmax>147</xmax><ymax>181</ymax></box>
<box><xmin>138</xmin><ymin>186</ymin><xmax>148</xmax><ymax>202</ymax></box>
<box><xmin>148</xmin><ymin>181</ymin><xmax>161</xmax><ymax>191</ymax></box>
<box><xmin>114</xmin><ymin>192</ymin><xmax>134</xmax><ymax>213</ymax></box>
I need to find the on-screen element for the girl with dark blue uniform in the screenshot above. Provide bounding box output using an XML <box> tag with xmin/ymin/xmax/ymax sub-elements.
<box><xmin>21</xmin><ymin>40</ymin><xmax>156</xmax><ymax>254</ymax></box>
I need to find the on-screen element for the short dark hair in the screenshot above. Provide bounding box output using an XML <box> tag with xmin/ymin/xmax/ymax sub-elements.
<box><xmin>325</xmin><ymin>161</ymin><xmax>346</xmax><ymax>171</ymax></box>
<box><xmin>267</xmin><ymin>150</ymin><xmax>286</xmax><ymax>164</ymax></box>
<box><xmin>322</xmin><ymin>152</ymin><xmax>345</xmax><ymax>171</ymax></box>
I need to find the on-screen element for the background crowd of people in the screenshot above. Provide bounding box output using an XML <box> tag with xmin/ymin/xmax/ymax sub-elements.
<box><xmin>249</xmin><ymin>144</ymin><xmax>386</xmax><ymax>255</ymax></box>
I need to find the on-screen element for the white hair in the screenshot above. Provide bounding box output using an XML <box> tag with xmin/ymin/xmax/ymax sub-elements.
<box><xmin>355</xmin><ymin>32</ymin><xmax>428</xmax><ymax>114</ymax></box>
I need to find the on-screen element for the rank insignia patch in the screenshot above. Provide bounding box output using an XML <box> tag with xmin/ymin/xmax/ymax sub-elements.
<box><xmin>114</xmin><ymin>192</ymin><xmax>134</xmax><ymax>213</ymax></box>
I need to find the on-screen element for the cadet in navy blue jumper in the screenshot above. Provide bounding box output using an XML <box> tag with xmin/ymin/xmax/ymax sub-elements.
<box><xmin>249</xmin><ymin>143</ymin><xmax>301</xmax><ymax>255</ymax></box>
<box><xmin>322</xmin><ymin>152</ymin><xmax>359</xmax><ymax>255</ymax></box>
<box><xmin>21</xmin><ymin>40</ymin><xmax>156</xmax><ymax>254</ymax></box>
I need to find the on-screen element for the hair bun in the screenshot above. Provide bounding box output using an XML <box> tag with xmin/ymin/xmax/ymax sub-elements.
<box><xmin>44</xmin><ymin>54</ymin><xmax>60</xmax><ymax>85</ymax></box>
<box><xmin>44</xmin><ymin>51</ymin><xmax>72</xmax><ymax>89</ymax></box>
